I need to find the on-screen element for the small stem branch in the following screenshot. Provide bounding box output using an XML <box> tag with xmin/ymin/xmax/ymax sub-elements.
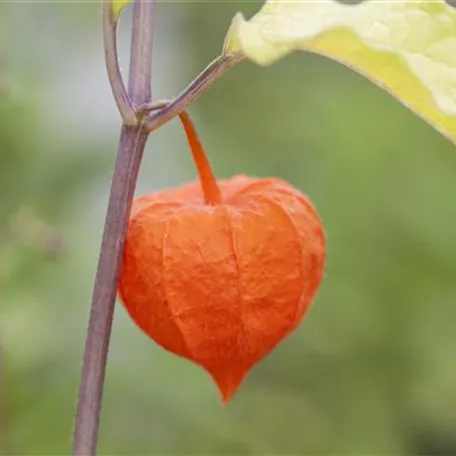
<box><xmin>144</xmin><ymin>53</ymin><xmax>244</xmax><ymax>134</ymax></box>
<box><xmin>73</xmin><ymin>1</ymin><xmax>155</xmax><ymax>454</ymax></box>
<box><xmin>102</xmin><ymin>0</ymin><xmax>136</xmax><ymax>125</ymax></box>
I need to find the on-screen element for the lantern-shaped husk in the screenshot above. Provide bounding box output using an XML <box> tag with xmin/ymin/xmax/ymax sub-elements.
<box><xmin>118</xmin><ymin>113</ymin><xmax>325</xmax><ymax>402</ymax></box>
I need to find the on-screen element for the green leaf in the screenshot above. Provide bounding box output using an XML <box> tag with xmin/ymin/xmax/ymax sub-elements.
<box><xmin>224</xmin><ymin>0</ymin><xmax>456</xmax><ymax>144</ymax></box>
<box><xmin>112</xmin><ymin>0</ymin><xmax>132</xmax><ymax>21</ymax></box>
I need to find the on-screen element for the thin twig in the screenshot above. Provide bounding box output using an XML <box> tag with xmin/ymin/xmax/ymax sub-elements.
<box><xmin>144</xmin><ymin>53</ymin><xmax>244</xmax><ymax>133</ymax></box>
<box><xmin>102</xmin><ymin>0</ymin><xmax>137</xmax><ymax>125</ymax></box>
<box><xmin>137</xmin><ymin>52</ymin><xmax>244</xmax><ymax>130</ymax></box>
<box><xmin>73</xmin><ymin>0</ymin><xmax>155</xmax><ymax>454</ymax></box>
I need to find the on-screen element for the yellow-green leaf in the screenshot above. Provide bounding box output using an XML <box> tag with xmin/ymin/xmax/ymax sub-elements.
<box><xmin>224</xmin><ymin>0</ymin><xmax>456</xmax><ymax>144</ymax></box>
<box><xmin>112</xmin><ymin>0</ymin><xmax>132</xmax><ymax>21</ymax></box>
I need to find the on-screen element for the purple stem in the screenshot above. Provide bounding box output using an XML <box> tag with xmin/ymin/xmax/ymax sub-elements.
<box><xmin>73</xmin><ymin>1</ymin><xmax>155</xmax><ymax>454</ymax></box>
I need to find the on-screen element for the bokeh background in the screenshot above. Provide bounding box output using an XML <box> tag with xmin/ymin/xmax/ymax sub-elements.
<box><xmin>1</xmin><ymin>1</ymin><xmax>456</xmax><ymax>454</ymax></box>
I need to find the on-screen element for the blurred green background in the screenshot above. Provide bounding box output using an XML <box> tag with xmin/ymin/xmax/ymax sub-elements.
<box><xmin>1</xmin><ymin>1</ymin><xmax>456</xmax><ymax>454</ymax></box>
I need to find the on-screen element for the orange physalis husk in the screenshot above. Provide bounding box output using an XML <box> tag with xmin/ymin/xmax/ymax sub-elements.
<box><xmin>118</xmin><ymin>112</ymin><xmax>326</xmax><ymax>403</ymax></box>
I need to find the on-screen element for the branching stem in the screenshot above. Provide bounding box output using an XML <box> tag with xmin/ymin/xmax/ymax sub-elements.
<box><xmin>145</xmin><ymin>54</ymin><xmax>243</xmax><ymax>134</ymax></box>
<box><xmin>73</xmin><ymin>1</ymin><xmax>155</xmax><ymax>454</ymax></box>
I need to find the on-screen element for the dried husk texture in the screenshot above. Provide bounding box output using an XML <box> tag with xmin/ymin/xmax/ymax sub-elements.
<box><xmin>119</xmin><ymin>175</ymin><xmax>325</xmax><ymax>401</ymax></box>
